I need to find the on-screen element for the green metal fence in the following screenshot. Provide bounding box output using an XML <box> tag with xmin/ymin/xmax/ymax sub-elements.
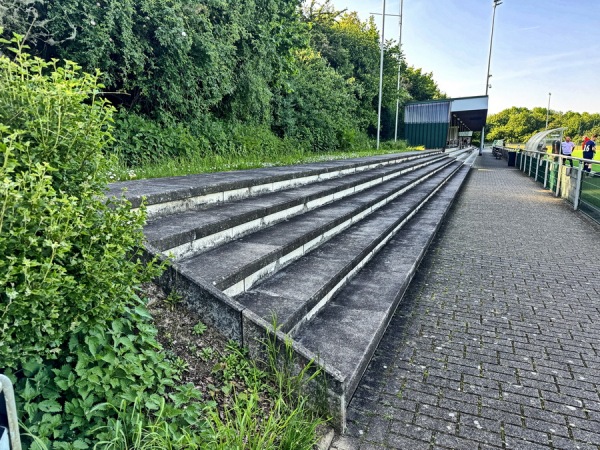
<box><xmin>404</xmin><ymin>101</ymin><xmax>451</xmax><ymax>149</ymax></box>
<box><xmin>579</xmin><ymin>176</ymin><xmax>600</xmax><ymax>222</ymax></box>
<box><xmin>405</xmin><ymin>122</ymin><xmax>449</xmax><ymax>149</ymax></box>
<box><xmin>504</xmin><ymin>148</ymin><xmax>600</xmax><ymax>224</ymax></box>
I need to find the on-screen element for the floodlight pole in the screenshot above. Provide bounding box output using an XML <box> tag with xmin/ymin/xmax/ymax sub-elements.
<box><xmin>394</xmin><ymin>0</ymin><xmax>404</xmax><ymax>142</ymax></box>
<box><xmin>485</xmin><ymin>0</ymin><xmax>502</xmax><ymax>96</ymax></box>
<box><xmin>545</xmin><ymin>92</ymin><xmax>551</xmax><ymax>129</ymax></box>
<box><xmin>376</xmin><ymin>0</ymin><xmax>387</xmax><ymax>150</ymax></box>
<box><xmin>482</xmin><ymin>0</ymin><xmax>502</xmax><ymax>156</ymax></box>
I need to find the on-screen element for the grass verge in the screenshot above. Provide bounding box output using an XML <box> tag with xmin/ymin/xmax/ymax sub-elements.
<box><xmin>110</xmin><ymin>141</ymin><xmax>418</xmax><ymax>181</ymax></box>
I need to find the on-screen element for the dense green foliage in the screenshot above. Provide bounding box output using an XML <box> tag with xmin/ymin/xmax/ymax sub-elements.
<box><xmin>2</xmin><ymin>0</ymin><xmax>445</xmax><ymax>169</ymax></box>
<box><xmin>0</xmin><ymin>42</ymin><xmax>153</xmax><ymax>367</ymax></box>
<box><xmin>274</xmin><ymin>48</ymin><xmax>361</xmax><ymax>151</ymax></box>
<box><xmin>0</xmin><ymin>38</ymin><xmax>206</xmax><ymax>447</ymax></box>
<box><xmin>486</xmin><ymin>107</ymin><xmax>600</xmax><ymax>144</ymax></box>
<box><xmin>0</xmin><ymin>35</ymin><xmax>325</xmax><ymax>449</ymax></box>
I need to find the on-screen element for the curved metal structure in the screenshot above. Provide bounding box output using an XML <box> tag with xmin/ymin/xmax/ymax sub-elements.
<box><xmin>525</xmin><ymin>127</ymin><xmax>566</xmax><ymax>153</ymax></box>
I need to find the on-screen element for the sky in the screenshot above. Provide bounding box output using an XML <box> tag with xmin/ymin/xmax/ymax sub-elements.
<box><xmin>326</xmin><ymin>0</ymin><xmax>600</xmax><ymax>115</ymax></box>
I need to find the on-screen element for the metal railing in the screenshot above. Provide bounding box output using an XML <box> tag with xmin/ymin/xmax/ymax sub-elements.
<box><xmin>0</xmin><ymin>375</ymin><xmax>21</xmax><ymax>450</ymax></box>
<box><xmin>495</xmin><ymin>147</ymin><xmax>600</xmax><ymax>222</ymax></box>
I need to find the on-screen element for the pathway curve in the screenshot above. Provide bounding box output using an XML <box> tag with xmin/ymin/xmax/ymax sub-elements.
<box><xmin>331</xmin><ymin>150</ymin><xmax>600</xmax><ymax>450</ymax></box>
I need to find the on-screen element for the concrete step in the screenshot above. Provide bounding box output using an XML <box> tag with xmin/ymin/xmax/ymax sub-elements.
<box><xmin>295</xmin><ymin>166</ymin><xmax>470</xmax><ymax>409</ymax></box>
<box><xmin>235</xmin><ymin>161</ymin><xmax>463</xmax><ymax>336</ymax></box>
<box><xmin>178</xmin><ymin>158</ymin><xmax>456</xmax><ymax>296</ymax></box>
<box><xmin>113</xmin><ymin>150</ymin><xmax>476</xmax><ymax>432</ymax></box>
<box><xmin>106</xmin><ymin>151</ymin><xmax>440</xmax><ymax>219</ymax></box>
<box><xmin>143</xmin><ymin>153</ymin><xmax>447</xmax><ymax>259</ymax></box>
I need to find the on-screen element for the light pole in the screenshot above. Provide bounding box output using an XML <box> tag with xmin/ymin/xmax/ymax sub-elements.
<box><xmin>545</xmin><ymin>92</ymin><xmax>551</xmax><ymax>129</ymax></box>
<box><xmin>482</xmin><ymin>0</ymin><xmax>502</xmax><ymax>155</ymax></box>
<box><xmin>376</xmin><ymin>0</ymin><xmax>387</xmax><ymax>150</ymax></box>
<box><xmin>485</xmin><ymin>0</ymin><xmax>502</xmax><ymax>96</ymax></box>
<box><xmin>394</xmin><ymin>0</ymin><xmax>404</xmax><ymax>142</ymax></box>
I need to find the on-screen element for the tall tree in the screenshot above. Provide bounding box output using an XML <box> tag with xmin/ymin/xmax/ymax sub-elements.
<box><xmin>402</xmin><ymin>65</ymin><xmax>446</xmax><ymax>102</ymax></box>
<box><xmin>486</xmin><ymin>107</ymin><xmax>600</xmax><ymax>143</ymax></box>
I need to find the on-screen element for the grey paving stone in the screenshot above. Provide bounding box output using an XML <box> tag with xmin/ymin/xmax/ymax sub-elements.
<box><xmin>389</xmin><ymin>421</ymin><xmax>433</xmax><ymax>442</ymax></box>
<box><xmin>338</xmin><ymin>151</ymin><xmax>600</xmax><ymax>449</ymax></box>
<box><xmin>434</xmin><ymin>432</ymin><xmax>481</xmax><ymax>449</ymax></box>
<box><xmin>570</xmin><ymin>428</ymin><xmax>600</xmax><ymax>446</ymax></box>
<box><xmin>387</xmin><ymin>432</ymin><xmax>431</xmax><ymax>450</ymax></box>
<box><xmin>457</xmin><ymin>424</ymin><xmax>501</xmax><ymax>446</ymax></box>
<box><xmin>551</xmin><ymin>436</ymin><xmax>600</xmax><ymax>450</ymax></box>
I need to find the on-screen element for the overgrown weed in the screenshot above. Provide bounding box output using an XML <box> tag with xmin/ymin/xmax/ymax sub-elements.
<box><xmin>111</xmin><ymin>142</ymin><xmax>415</xmax><ymax>181</ymax></box>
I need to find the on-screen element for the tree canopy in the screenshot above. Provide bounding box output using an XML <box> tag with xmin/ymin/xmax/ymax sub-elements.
<box><xmin>486</xmin><ymin>107</ymin><xmax>600</xmax><ymax>144</ymax></box>
<box><xmin>2</xmin><ymin>0</ymin><xmax>447</xmax><ymax>160</ymax></box>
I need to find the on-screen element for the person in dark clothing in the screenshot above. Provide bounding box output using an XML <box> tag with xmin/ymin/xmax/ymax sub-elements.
<box><xmin>583</xmin><ymin>135</ymin><xmax>597</xmax><ymax>173</ymax></box>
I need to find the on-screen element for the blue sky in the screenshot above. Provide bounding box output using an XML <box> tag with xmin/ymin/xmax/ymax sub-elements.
<box><xmin>327</xmin><ymin>0</ymin><xmax>600</xmax><ymax>114</ymax></box>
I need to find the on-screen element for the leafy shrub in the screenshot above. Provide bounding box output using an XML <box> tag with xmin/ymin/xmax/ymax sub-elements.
<box><xmin>0</xmin><ymin>53</ymin><xmax>112</xmax><ymax>196</ymax></box>
<box><xmin>0</xmin><ymin>35</ymin><xmax>158</xmax><ymax>368</ymax></box>
<box><xmin>15</xmin><ymin>304</ymin><xmax>203</xmax><ymax>447</ymax></box>
<box><xmin>378</xmin><ymin>139</ymin><xmax>409</xmax><ymax>151</ymax></box>
<box><xmin>0</xmin><ymin>34</ymin><xmax>204</xmax><ymax>448</ymax></box>
<box><xmin>112</xmin><ymin>111</ymin><xmax>208</xmax><ymax>166</ymax></box>
<box><xmin>274</xmin><ymin>48</ymin><xmax>362</xmax><ymax>152</ymax></box>
<box><xmin>224</xmin><ymin>122</ymin><xmax>306</xmax><ymax>159</ymax></box>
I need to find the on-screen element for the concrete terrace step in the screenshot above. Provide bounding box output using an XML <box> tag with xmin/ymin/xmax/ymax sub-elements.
<box><xmin>235</xmin><ymin>161</ymin><xmax>463</xmax><ymax>336</ymax></box>
<box><xmin>106</xmin><ymin>149</ymin><xmax>476</xmax><ymax>432</ymax></box>
<box><xmin>178</xmin><ymin>158</ymin><xmax>455</xmax><ymax>296</ymax></box>
<box><xmin>143</xmin><ymin>153</ymin><xmax>447</xmax><ymax>259</ymax></box>
<box><xmin>295</xmin><ymin>166</ymin><xmax>470</xmax><ymax>412</ymax></box>
<box><xmin>106</xmin><ymin>150</ymin><xmax>440</xmax><ymax>219</ymax></box>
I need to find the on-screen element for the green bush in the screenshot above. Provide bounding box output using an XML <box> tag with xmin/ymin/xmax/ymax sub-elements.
<box><xmin>274</xmin><ymin>48</ymin><xmax>363</xmax><ymax>152</ymax></box>
<box><xmin>0</xmin><ymin>35</ymin><xmax>157</xmax><ymax>368</ymax></box>
<box><xmin>112</xmin><ymin>111</ymin><xmax>208</xmax><ymax>166</ymax></box>
<box><xmin>15</xmin><ymin>305</ymin><xmax>203</xmax><ymax>447</ymax></box>
<box><xmin>0</xmin><ymin>34</ymin><xmax>204</xmax><ymax>448</ymax></box>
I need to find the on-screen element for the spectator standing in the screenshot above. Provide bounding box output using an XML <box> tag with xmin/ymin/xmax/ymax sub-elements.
<box><xmin>583</xmin><ymin>135</ymin><xmax>597</xmax><ymax>173</ymax></box>
<box><xmin>561</xmin><ymin>136</ymin><xmax>575</xmax><ymax>167</ymax></box>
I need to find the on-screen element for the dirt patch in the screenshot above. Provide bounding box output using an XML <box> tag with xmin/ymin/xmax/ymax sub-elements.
<box><xmin>142</xmin><ymin>282</ymin><xmax>271</xmax><ymax>413</ymax></box>
<box><xmin>145</xmin><ymin>283</ymin><xmax>227</xmax><ymax>389</ymax></box>
<box><xmin>143</xmin><ymin>282</ymin><xmax>333</xmax><ymax>446</ymax></box>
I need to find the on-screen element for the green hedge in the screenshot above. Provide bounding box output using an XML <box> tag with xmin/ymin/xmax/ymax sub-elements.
<box><xmin>0</xmin><ymin>34</ymin><xmax>203</xmax><ymax>448</ymax></box>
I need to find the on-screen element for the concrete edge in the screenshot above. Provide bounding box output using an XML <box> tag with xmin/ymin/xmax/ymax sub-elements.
<box><xmin>145</xmin><ymin>243</ymin><xmax>246</xmax><ymax>341</ymax></box>
<box><xmin>241</xmin><ymin>308</ymin><xmax>349</xmax><ymax>432</ymax></box>
<box><xmin>343</xmin><ymin>161</ymin><xmax>467</xmax><ymax>400</ymax></box>
<box><xmin>107</xmin><ymin>150</ymin><xmax>441</xmax><ymax>209</ymax></box>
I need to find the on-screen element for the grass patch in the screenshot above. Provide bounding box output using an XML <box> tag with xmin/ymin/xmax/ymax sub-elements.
<box><xmin>110</xmin><ymin>141</ymin><xmax>418</xmax><ymax>181</ymax></box>
<box><xmin>581</xmin><ymin>175</ymin><xmax>600</xmax><ymax>209</ymax></box>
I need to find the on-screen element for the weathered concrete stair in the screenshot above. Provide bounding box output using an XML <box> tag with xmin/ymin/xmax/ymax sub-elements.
<box><xmin>107</xmin><ymin>148</ymin><xmax>474</xmax><ymax>431</ymax></box>
<box><xmin>142</xmin><ymin>152</ymin><xmax>447</xmax><ymax>261</ymax></box>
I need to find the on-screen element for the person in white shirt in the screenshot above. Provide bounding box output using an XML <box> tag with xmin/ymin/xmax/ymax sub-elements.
<box><xmin>561</xmin><ymin>136</ymin><xmax>575</xmax><ymax>167</ymax></box>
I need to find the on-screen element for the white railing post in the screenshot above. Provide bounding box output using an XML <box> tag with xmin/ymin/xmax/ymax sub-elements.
<box><xmin>0</xmin><ymin>374</ymin><xmax>22</xmax><ymax>450</ymax></box>
<box><xmin>556</xmin><ymin>155</ymin><xmax>562</xmax><ymax>197</ymax></box>
<box><xmin>574</xmin><ymin>163</ymin><xmax>584</xmax><ymax>210</ymax></box>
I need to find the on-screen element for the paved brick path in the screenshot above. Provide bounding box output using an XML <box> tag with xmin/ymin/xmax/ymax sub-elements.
<box><xmin>331</xmin><ymin>151</ymin><xmax>600</xmax><ymax>450</ymax></box>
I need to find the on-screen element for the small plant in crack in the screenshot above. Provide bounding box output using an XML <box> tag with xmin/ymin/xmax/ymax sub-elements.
<box><xmin>193</xmin><ymin>320</ymin><xmax>208</xmax><ymax>336</ymax></box>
